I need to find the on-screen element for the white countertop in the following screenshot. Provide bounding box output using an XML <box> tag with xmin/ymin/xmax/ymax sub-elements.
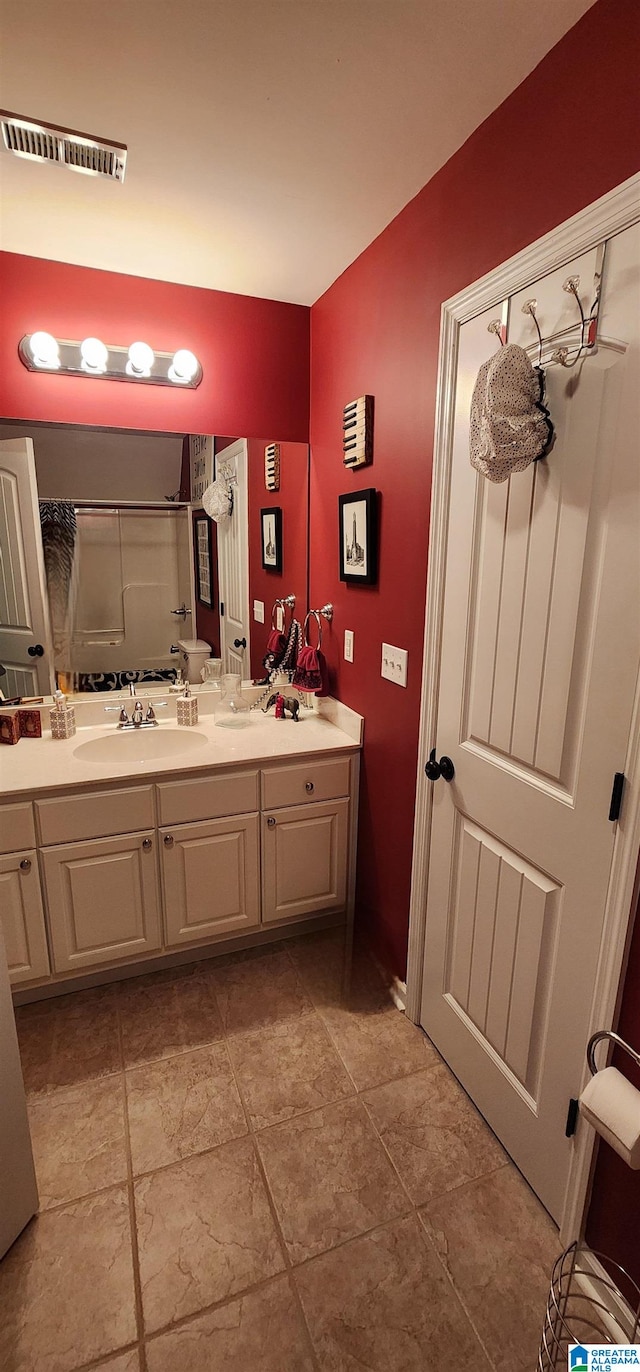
<box><xmin>0</xmin><ymin>698</ymin><xmax>362</xmax><ymax>799</ymax></box>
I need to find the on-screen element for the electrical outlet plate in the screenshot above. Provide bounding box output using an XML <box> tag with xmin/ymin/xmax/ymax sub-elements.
<box><xmin>381</xmin><ymin>642</ymin><xmax>408</xmax><ymax>687</ymax></box>
<box><xmin>253</xmin><ymin>600</ymin><xmax>265</xmax><ymax>623</ymax></box>
<box><xmin>344</xmin><ymin>629</ymin><xmax>354</xmax><ymax>663</ymax></box>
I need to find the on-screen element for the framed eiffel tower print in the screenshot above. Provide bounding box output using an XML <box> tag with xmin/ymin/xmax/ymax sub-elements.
<box><xmin>338</xmin><ymin>488</ymin><xmax>378</xmax><ymax>585</ymax></box>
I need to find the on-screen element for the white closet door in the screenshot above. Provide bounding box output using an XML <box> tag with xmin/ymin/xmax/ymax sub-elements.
<box><xmin>420</xmin><ymin>225</ymin><xmax>640</xmax><ymax>1222</ymax></box>
<box><xmin>0</xmin><ymin>436</ymin><xmax>54</xmax><ymax>697</ymax></box>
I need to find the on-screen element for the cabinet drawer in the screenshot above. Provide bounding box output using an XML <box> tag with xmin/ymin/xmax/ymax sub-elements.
<box><xmin>261</xmin><ymin>758</ymin><xmax>351</xmax><ymax>810</ymax></box>
<box><xmin>36</xmin><ymin>786</ymin><xmax>155</xmax><ymax>846</ymax></box>
<box><xmin>157</xmin><ymin>771</ymin><xmax>259</xmax><ymax>825</ymax></box>
<box><xmin>0</xmin><ymin>803</ymin><xmax>36</xmax><ymax>855</ymax></box>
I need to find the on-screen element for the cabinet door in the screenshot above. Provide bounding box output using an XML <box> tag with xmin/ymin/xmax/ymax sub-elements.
<box><xmin>0</xmin><ymin>851</ymin><xmax>50</xmax><ymax>985</ymax></box>
<box><xmin>161</xmin><ymin>814</ymin><xmax>260</xmax><ymax>947</ymax></box>
<box><xmin>262</xmin><ymin>799</ymin><xmax>349</xmax><ymax>924</ymax></box>
<box><xmin>42</xmin><ymin>831</ymin><xmax>162</xmax><ymax>972</ymax></box>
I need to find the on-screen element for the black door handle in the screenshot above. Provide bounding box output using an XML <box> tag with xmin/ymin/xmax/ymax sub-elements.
<box><xmin>233</xmin><ymin>638</ymin><xmax>247</xmax><ymax>650</ymax></box>
<box><xmin>425</xmin><ymin>748</ymin><xmax>455</xmax><ymax>782</ymax></box>
<box><xmin>27</xmin><ymin>644</ymin><xmax>44</xmax><ymax>658</ymax></box>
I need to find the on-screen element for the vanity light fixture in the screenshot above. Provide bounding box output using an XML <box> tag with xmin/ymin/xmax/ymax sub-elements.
<box><xmin>18</xmin><ymin>334</ymin><xmax>203</xmax><ymax>388</ymax></box>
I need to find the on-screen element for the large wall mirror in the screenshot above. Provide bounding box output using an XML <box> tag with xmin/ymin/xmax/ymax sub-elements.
<box><xmin>0</xmin><ymin>420</ymin><xmax>309</xmax><ymax>698</ymax></box>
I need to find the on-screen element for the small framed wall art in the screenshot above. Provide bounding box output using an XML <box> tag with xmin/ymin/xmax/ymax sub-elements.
<box><xmin>194</xmin><ymin>515</ymin><xmax>214</xmax><ymax>607</ymax></box>
<box><xmin>261</xmin><ymin>507</ymin><xmax>283</xmax><ymax>573</ymax></box>
<box><xmin>338</xmin><ymin>488</ymin><xmax>378</xmax><ymax>585</ymax></box>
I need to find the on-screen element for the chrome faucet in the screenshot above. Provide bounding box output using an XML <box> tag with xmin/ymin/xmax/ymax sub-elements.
<box><xmin>104</xmin><ymin>698</ymin><xmax>167</xmax><ymax>729</ymax></box>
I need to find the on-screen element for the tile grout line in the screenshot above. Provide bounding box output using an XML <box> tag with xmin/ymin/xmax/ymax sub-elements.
<box><xmin>115</xmin><ymin>984</ymin><xmax>149</xmax><ymax>1372</ymax></box>
<box><xmin>415</xmin><ymin>1203</ymin><xmax>499</xmax><ymax>1370</ymax></box>
<box><xmin>222</xmin><ymin>1018</ymin><xmax>323</xmax><ymax>1372</ymax></box>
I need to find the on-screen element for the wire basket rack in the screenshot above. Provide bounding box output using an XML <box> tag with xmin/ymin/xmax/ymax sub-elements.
<box><xmin>539</xmin><ymin>1242</ymin><xmax>640</xmax><ymax>1370</ymax></box>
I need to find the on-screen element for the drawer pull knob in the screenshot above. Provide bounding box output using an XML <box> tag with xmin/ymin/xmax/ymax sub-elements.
<box><xmin>164</xmin><ymin>834</ymin><xmax>174</xmax><ymax>847</ymax></box>
<box><xmin>142</xmin><ymin>838</ymin><xmax>153</xmax><ymax>851</ymax></box>
<box><xmin>305</xmin><ymin>781</ymin><xmax>314</xmax><ymax>793</ymax></box>
<box><xmin>267</xmin><ymin>816</ymin><xmax>276</xmax><ymax>827</ymax></box>
<box><xmin>19</xmin><ymin>858</ymin><xmax>32</xmax><ymax>873</ymax></box>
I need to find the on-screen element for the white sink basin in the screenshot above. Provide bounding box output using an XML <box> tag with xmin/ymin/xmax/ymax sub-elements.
<box><xmin>74</xmin><ymin>728</ymin><xmax>209</xmax><ymax>764</ymax></box>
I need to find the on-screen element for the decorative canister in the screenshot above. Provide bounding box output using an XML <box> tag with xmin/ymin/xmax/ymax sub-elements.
<box><xmin>176</xmin><ymin>681</ymin><xmax>199</xmax><ymax>726</ymax></box>
<box><xmin>49</xmin><ymin>690</ymin><xmax>76</xmax><ymax>740</ymax></box>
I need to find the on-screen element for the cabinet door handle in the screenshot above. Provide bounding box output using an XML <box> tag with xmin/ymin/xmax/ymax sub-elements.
<box><xmin>142</xmin><ymin>837</ymin><xmax>153</xmax><ymax>851</ymax></box>
<box><xmin>305</xmin><ymin>781</ymin><xmax>314</xmax><ymax>793</ymax></box>
<box><xmin>19</xmin><ymin>858</ymin><xmax>32</xmax><ymax>873</ymax></box>
<box><xmin>267</xmin><ymin>816</ymin><xmax>276</xmax><ymax>827</ymax></box>
<box><xmin>163</xmin><ymin>834</ymin><xmax>174</xmax><ymax>847</ymax></box>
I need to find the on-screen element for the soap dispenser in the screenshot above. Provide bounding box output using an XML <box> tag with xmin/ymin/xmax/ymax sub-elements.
<box><xmin>49</xmin><ymin>688</ymin><xmax>76</xmax><ymax>740</ymax></box>
<box><xmin>176</xmin><ymin>680</ymin><xmax>199</xmax><ymax>727</ymax></box>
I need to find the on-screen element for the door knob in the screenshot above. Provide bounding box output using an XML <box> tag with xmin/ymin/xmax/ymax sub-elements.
<box><xmin>267</xmin><ymin>816</ymin><xmax>276</xmax><ymax>827</ymax></box>
<box><xmin>19</xmin><ymin>858</ymin><xmax>32</xmax><ymax>873</ymax></box>
<box><xmin>27</xmin><ymin>644</ymin><xmax>44</xmax><ymax>657</ymax></box>
<box><xmin>233</xmin><ymin>638</ymin><xmax>247</xmax><ymax>650</ymax></box>
<box><xmin>163</xmin><ymin>834</ymin><xmax>174</xmax><ymax>847</ymax></box>
<box><xmin>424</xmin><ymin>748</ymin><xmax>455</xmax><ymax>782</ymax></box>
<box><xmin>142</xmin><ymin>837</ymin><xmax>153</xmax><ymax>851</ymax></box>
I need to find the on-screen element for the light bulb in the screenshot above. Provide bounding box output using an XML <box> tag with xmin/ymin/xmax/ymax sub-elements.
<box><xmin>168</xmin><ymin>348</ymin><xmax>199</xmax><ymax>384</ymax></box>
<box><xmin>80</xmin><ymin>336</ymin><xmax>108</xmax><ymax>373</ymax></box>
<box><xmin>127</xmin><ymin>341</ymin><xmax>154</xmax><ymax>377</ymax></box>
<box><xmin>29</xmin><ymin>331</ymin><xmax>60</xmax><ymax>369</ymax></box>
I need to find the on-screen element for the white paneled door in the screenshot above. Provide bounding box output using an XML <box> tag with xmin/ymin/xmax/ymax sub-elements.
<box><xmin>215</xmin><ymin>439</ymin><xmax>250</xmax><ymax>675</ymax></box>
<box><xmin>0</xmin><ymin>437</ymin><xmax>54</xmax><ymax>697</ymax></box>
<box><xmin>419</xmin><ymin>223</ymin><xmax>640</xmax><ymax>1222</ymax></box>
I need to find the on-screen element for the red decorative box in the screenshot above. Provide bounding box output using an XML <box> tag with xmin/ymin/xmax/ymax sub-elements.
<box><xmin>18</xmin><ymin>709</ymin><xmax>43</xmax><ymax>739</ymax></box>
<box><xmin>0</xmin><ymin>710</ymin><xmax>20</xmax><ymax>745</ymax></box>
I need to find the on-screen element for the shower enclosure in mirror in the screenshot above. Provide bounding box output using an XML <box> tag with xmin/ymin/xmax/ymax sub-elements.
<box><xmin>0</xmin><ymin>421</ymin><xmax>310</xmax><ymax>697</ymax></box>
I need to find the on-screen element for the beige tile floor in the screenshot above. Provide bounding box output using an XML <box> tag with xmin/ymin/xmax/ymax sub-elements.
<box><xmin>1</xmin><ymin>929</ymin><xmax>560</xmax><ymax>1371</ymax></box>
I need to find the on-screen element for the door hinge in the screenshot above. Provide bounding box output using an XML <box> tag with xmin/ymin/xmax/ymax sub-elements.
<box><xmin>608</xmin><ymin>772</ymin><xmax>625</xmax><ymax>822</ymax></box>
<box><xmin>565</xmin><ymin>1097</ymin><xmax>580</xmax><ymax>1138</ymax></box>
<box><xmin>220</xmin><ymin>602</ymin><xmax>225</xmax><ymax>617</ymax></box>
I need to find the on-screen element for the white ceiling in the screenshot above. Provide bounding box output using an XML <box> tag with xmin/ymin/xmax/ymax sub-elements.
<box><xmin>0</xmin><ymin>0</ymin><xmax>595</xmax><ymax>305</ymax></box>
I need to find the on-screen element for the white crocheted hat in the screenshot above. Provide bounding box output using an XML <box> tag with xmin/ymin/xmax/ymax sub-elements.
<box><xmin>202</xmin><ymin>478</ymin><xmax>233</xmax><ymax>524</ymax></box>
<box><xmin>470</xmin><ymin>343</ymin><xmax>553</xmax><ymax>483</ymax></box>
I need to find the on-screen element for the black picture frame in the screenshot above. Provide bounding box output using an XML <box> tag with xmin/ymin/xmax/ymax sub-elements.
<box><xmin>194</xmin><ymin>515</ymin><xmax>214</xmax><ymax>607</ymax></box>
<box><xmin>338</xmin><ymin>488</ymin><xmax>378</xmax><ymax>585</ymax></box>
<box><xmin>261</xmin><ymin>507</ymin><xmax>283</xmax><ymax>573</ymax></box>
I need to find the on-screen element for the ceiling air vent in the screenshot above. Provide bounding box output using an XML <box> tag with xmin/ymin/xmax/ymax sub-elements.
<box><xmin>0</xmin><ymin>110</ymin><xmax>127</xmax><ymax>181</ymax></box>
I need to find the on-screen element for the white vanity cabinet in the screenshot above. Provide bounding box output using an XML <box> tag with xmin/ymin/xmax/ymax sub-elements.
<box><xmin>41</xmin><ymin>832</ymin><xmax>162</xmax><ymax>973</ymax></box>
<box><xmin>3</xmin><ymin>726</ymin><xmax>361</xmax><ymax>993</ymax></box>
<box><xmin>36</xmin><ymin>785</ymin><xmax>162</xmax><ymax>973</ymax></box>
<box><xmin>156</xmin><ymin>770</ymin><xmax>261</xmax><ymax>947</ymax></box>
<box><xmin>160</xmin><ymin>815</ymin><xmax>261</xmax><ymax>945</ymax></box>
<box><xmin>261</xmin><ymin>759</ymin><xmax>350</xmax><ymax>924</ymax></box>
<box><xmin>0</xmin><ymin>804</ymin><xmax>50</xmax><ymax>986</ymax></box>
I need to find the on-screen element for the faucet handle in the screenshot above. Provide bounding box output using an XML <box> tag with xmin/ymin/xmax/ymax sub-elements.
<box><xmin>104</xmin><ymin>705</ymin><xmax>129</xmax><ymax>723</ymax></box>
<box><xmin>146</xmin><ymin>702</ymin><xmax>167</xmax><ymax>722</ymax></box>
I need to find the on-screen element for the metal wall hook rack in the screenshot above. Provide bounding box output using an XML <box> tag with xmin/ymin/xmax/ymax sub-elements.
<box><xmin>587</xmin><ymin>1029</ymin><xmax>640</xmax><ymax>1077</ymax></box>
<box><xmin>487</xmin><ymin>242</ymin><xmax>605</xmax><ymax>369</ymax></box>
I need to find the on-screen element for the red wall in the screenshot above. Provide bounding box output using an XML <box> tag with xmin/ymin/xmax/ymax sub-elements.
<box><xmin>247</xmin><ymin>441</ymin><xmax>310</xmax><ymax>679</ymax></box>
<box><xmin>0</xmin><ymin>254</ymin><xmax>309</xmax><ymax>442</ymax></box>
<box><xmin>308</xmin><ymin>0</ymin><xmax>640</xmax><ymax>981</ymax></box>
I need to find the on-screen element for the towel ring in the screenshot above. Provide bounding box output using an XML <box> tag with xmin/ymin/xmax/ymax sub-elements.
<box><xmin>303</xmin><ymin>609</ymin><xmax>323</xmax><ymax>649</ymax></box>
<box><xmin>587</xmin><ymin>1030</ymin><xmax>640</xmax><ymax>1077</ymax></box>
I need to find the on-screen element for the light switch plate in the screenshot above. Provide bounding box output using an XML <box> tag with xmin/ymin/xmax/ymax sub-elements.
<box><xmin>381</xmin><ymin>642</ymin><xmax>408</xmax><ymax>687</ymax></box>
<box><xmin>344</xmin><ymin>629</ymin><xmax>354</xmax><ymax>663</ymax></box>
<box><xmin>253</xmin><ymin>600</ymin><xmax>265</xmax><ymax>623</ymax></box>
